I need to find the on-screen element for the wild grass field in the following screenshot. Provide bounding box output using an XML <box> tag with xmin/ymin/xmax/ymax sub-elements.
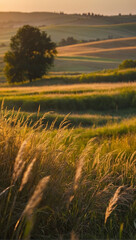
<box><xmin>0</xmin><ymin>106</ymin><xmax>136</xmax><ymax>239</ymax></box>
<box><xmin>0</xmin><ymin>82</ymin><xmax>136</xmax><ymax>128</ymax></box>
<box><xmin>0</xmin><ymin>12</ymin><xmax>136</xmax><ymax>239</ymax></box>
<box><xmin>1</xmin><ymin>65</ymin><xmax>136</xmax><ymax>240</ymax></box>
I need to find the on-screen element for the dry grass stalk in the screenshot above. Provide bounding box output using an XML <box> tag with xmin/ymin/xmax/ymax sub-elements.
<box><xmin>74</xmin><ymin>139</ymin><xmax>94</xmax><ymax>191</ymax></box>
<box><xmin>105</xmin><ymin>185</ymin><xmax>135</xmax><ymax>223</ymax></box>
<box><xmin>0</xmin><ymin>185</ymin><xmax>14</xmax><ymax>198</ymax></box>
<box><xmin>22</xmin><ymin>176</ymin><xmax>50</xmax><ymax>217</ymax></box>
<box><xmin>105</xmin><ymin>186</ymin><xmax>123</xmax><ymax>223</ymax></box>
<box><xmin>12</xmin><ymin>140</ymin><xmax>28</xmax><ymax>183</ymax></box>
<box><xmin>14</xmin><ymin>176</ymin><xmax>50</xmax><ymax>233</ymax></box>
<box><xmin>19</xmin><ymin>158</ymin><xmax>37</xmax><ymax>192</ymax></box>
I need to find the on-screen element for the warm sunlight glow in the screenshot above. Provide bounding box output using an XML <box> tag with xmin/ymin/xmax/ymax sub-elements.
<box><xmin>0</xmin><ymin>0</ymin><xmax>136</xmax><ymax>14</ymax></box>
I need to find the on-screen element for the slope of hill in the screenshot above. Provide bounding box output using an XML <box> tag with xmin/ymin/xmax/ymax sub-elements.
<box><xmin>1</xmin><ymin>23</ymin><xmax>136</xmax><ymax>45</ymax></box>
<box><xmin>0</xmin><ymin>12</ymin><xmax>136</xmax><ymax>28</ymax></box>
<box><xmin>57</xmin><ymin>37</ymin><xmax>136</xmax><ymax>60</ymax></box>
<box><xmin>43</xmin><ymin>23</ymin><xmax>136</xmax><ymax>42</ymax></box>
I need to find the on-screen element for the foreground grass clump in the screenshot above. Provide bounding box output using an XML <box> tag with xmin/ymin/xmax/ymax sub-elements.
<box><xmin>0</xmin><ymin>109</ymin><xmax>136</xmax><ymax>239</ymax></box>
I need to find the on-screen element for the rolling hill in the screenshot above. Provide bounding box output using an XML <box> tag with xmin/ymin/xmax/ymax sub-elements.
<box><xmin>0</xmin><ymin>16</ymin><xmax>136</xmax><ymax>73</ymax></box>
<box><xmin>0</xmin><ymin>12</ymin><xmax>136</xmax><ymax>28</ymax></box>
<box><xmin>43</xmin><ymin>23</ymin><xmax>136</xmax><ymax>43</ymax></box>
<box><xmin>57</xmin><ymin>37</ymin><xmax>136</xmax><ymax>60</ymax></box>
<box><xmin>53</xmin><ymin>37</ymin><xmax>136</xmax><ymax>72</ymax></box>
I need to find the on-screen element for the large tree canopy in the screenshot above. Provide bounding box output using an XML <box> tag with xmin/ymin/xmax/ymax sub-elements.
<box><xmin>4</xmin><ymin>25</ymin><xmax>57</xmax><ymax>83</ymax></box>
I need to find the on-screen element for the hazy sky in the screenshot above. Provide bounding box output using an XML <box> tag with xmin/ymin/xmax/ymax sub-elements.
<box><xmin>0</xmin><ymin>0</ymin><xmax>136</xmax><ymax>15</ymax></box>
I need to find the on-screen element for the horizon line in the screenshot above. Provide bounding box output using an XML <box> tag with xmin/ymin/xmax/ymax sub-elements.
<box><xmin>0</xmin><ymin>11</ymin><xmax>135</xmax><ymax>16</ymax></box>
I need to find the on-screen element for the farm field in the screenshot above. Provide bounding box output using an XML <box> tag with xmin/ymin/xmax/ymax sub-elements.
<box><xmin>1</xmin><ymin>24</ymin><xmax>136</xmax><ymax>75</ymax></box>
<box><xmin>55</xmin><ymin>36</ymin><xmax>136</xmax><ymax>72</ymax></box>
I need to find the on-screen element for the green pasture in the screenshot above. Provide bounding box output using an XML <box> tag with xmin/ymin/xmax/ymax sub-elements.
<box><xmin>52</xmin><ymin>57</ymin><xmax>119</xmax><ymax>72</ymax></box>
<box><xmin>1</xmin><ymin>22</ymin><xmax>136</xmax><ymax>46</ymax></box>
<box><xmin>43</xmin><ymin>23</ymin><xmax>136</xmax><ymax>42</ymax></box>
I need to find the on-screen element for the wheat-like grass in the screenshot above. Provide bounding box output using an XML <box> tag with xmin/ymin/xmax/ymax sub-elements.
<box><xmin>12</xmin><ymin>140</ymin><xmax>28</xmax><ymax>184</ymax></box>
<box><xmin>22</xmin><ymin>176</ymin><xmax>50</xmax><ymax>217</ymax></box>
<box><xmin>14</xmin><ymin>176</ymin><xmax>50</xmax><ymax>235</ymax></box>
<box><xmin>74</xmin><ymin>139</ymin><xmax>94</xmax><ymax>191</ymax></box>
<box><xmin>105</xmin><ymin>185</ymin><xmax>135</xmax><ymax>223</ymax></box>
<box><xmin>19</xmin><ymin>158</ymin><xmax>37</xmax><ymax>192</ymax></box>
<box><xmin>105</xmin><ymin>186</ymin><xmax>123</xmax><ymax>223</ymax></box>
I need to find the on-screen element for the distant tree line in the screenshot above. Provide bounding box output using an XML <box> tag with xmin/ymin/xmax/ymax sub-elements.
<box><xmin>58</xmin><ymin>35</ymin><xmax>115</xmax><ymax>46</ymax></box>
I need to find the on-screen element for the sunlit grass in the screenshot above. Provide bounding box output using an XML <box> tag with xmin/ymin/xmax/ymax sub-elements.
<box><xmin>0</xmin><ymin>109</ymin><xmax>136</xmax><ymax>239</ymax></box>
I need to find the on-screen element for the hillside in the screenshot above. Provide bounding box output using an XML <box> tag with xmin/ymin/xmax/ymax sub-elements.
<box><xmin>0</xmin><ymin>19</ymin><xmax>136</xmax><ymax>73</ymax></box>
<box><xmin>57</xmin><ymin>37</ymin><xmax>136</xmax><ymax>60</ymax></box>
<box><xmin>1</xmin><ymin>23</ymin><xmax>136</xmax><ymax>45</ymax></box>
<box><xmin>0</xmin><ymin>12</ymin><xmax>136</xmax><ymax>28</ymax></box>
<box><xmin>43</xmin><ymin>23</ymin><xmax>136</xmax><ymax>43</ymax></box>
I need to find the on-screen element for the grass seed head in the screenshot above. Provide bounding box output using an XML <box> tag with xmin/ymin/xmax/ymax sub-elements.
<box><xmin>23</xmin><ymin>176</ymin><xmax>50</xmax><ymax>217</ymax></box>
<box><xmin>19</xmin><ymin>158</ymin><xmax>37</xmax><ymax>192</ymax></box>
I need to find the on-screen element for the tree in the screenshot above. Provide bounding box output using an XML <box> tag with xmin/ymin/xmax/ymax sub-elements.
<box><xmin>4</xmin><ymin>25</ymin><xmax>57</xmax><ymax>83</ymax></box>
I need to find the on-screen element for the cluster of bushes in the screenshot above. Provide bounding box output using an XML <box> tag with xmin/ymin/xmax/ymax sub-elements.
<box><xmin>119</xmin><ymin>59</ymin><xmax>136</xmax><ymax>69</ymax></box>
<box><xmin>79</xmin><ymin>69</ymin><xmax>136</xmax><ymax>83</ymax></box>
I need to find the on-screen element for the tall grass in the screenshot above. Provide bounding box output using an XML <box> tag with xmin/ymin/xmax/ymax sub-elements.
<box><xmin>0</xmin><ymin>108</ymin><xmax>136</xmax><ymax>239</ymax></box>
<box><xmin>1</xmin><ymin>88</ymin><xmax>136</xmax><ymax>112</ymax></box>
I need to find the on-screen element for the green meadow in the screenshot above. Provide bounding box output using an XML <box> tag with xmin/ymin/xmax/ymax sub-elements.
<box><xmin>43</xmin><ymin>23</ymin><xmax>136</xmax><ymax>42</ymax></box>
